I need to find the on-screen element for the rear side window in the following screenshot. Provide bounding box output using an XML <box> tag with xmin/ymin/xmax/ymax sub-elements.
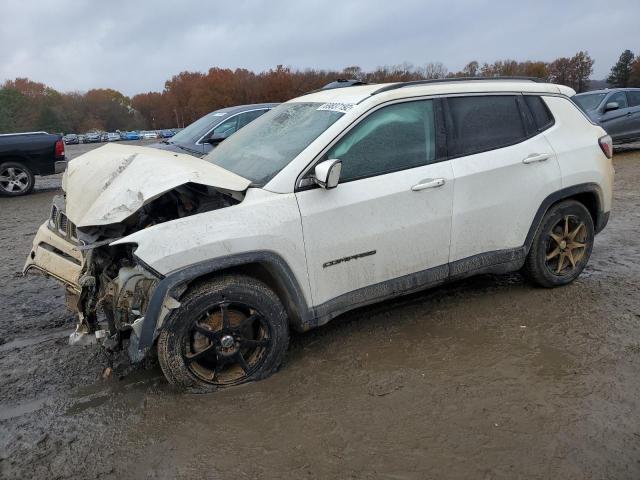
<box><xmin>627</xmin><ymin>91</ymin><xmax>640</xmax><ymax>107</ymax></box>
<box><xmin>446</xmin><ymin>95</ymin><xmax>527</xmax><ymax>157</ymax></box>
<box><xmin>524</xmin><ymin>95</ymin><xmax>554</xmax><ymax>132</ymax></box>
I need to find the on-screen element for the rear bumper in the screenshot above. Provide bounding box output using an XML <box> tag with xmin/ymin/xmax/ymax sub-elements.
<box><xmin>54</xmin><ymin>160</ymin><xmax>68</xmax><ymax>174</ymax></box>
<box><xmin>23</xmin><ymin>222</ymin><xmax>83</xmax><ymax>292</ymax></box>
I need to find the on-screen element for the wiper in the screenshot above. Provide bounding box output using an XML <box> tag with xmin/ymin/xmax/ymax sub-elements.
<box><xmin>175</xmin><ymin>144</ymin><xmax>199</xmax><ymax>154</ymax></box>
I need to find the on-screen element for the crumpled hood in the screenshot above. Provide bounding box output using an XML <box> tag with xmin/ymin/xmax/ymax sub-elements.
<box><xmin>63</xmin><ymin>143</ymin><xmax>251</xmax><ymax>227</ymax></box>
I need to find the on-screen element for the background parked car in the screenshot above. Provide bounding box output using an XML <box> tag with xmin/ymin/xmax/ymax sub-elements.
<box><xmin>573</xmin><ymin>88</ymin><xmax>640</xmax><ymax>144</ymax></box>
<box><xmin>85</xmin><ymin>132</ymin><xmax>101</xmax><ymax>143</ymax></box>
<box><xmin>160</xmin><ymin>129</ymin><xmax>175</xmax><ymax>138</ymax></box>
<box><xmin>63</xmin><ymin>134</ymin><xmax>79</xmax><ymax>145</ymax></box>
<box><xmin>140</xmin><ymin>131</ymin><xmax>159</xmax><ymax>139</ymax></box>
<box><xmin>149</xmin><ymin>103</ymin><xmax>278</xmax><ymax>157</ymax></box>
<box><xmin>77</xmin><ymin>134</ymin><xmax>86</xmax><ymax>144</ymax></box>
<box><xmin>0</xmin><ymin>131</ymin><xmax>66</xmax><ymax>196</ymax></box>
<box><xmin>107</xmin><ymin>132</ymin><xmax>120</xmax><ymax>142</ymax></box>
<box><xmin>124</xmin><ymin>131</ymin><xmax>141</xmax><ymax>140</ymax></box>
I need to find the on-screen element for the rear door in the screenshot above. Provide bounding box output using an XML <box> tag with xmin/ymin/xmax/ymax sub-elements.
<box><xmin>296</xmin><ymin>99</ymin><xmax>454</xmax><ymax>308</ymax></box>
<box><xmin>446</xmin><ymin>94</ymin><xmax>561</xmax><ymax>267</ymax></box>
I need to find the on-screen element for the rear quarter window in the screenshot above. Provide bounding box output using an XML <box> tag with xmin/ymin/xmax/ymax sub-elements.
<box><xmin>524</xmin><ymin>95</ymin><xmax>555</xmax><ymax>132</ymax></box>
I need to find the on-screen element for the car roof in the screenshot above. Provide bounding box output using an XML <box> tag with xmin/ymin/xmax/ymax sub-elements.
<box><xmin>294</xmin><ymin>79</ymin><xmax>576</xmax><ymax>105</ymax></box>
<box><xmin>575</xmin><ymin>87</ymin><xmax>640</xmax><ymax>96</ymax></box>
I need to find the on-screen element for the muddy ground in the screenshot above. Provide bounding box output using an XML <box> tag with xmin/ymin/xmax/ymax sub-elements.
<box><xmin>1</xmin><ymin>142</ymin><xmax>639</xmax><ymax>479</ymax></box>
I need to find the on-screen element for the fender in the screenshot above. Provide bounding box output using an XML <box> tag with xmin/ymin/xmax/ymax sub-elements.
<box><xmin>134</xmin><ymin>251</ymin><xmax>312</xmax><ymax>358</ymax></box>
<box><xmin>524</xmin><ymin>182</ymin><xmax>607</xmax><ymax>250</ymax></box>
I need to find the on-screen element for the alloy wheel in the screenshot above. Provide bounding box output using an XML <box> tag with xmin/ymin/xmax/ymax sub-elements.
<box><xmin>183</xmin><ymin>301</ymin><xmax>272</xmax><ymax>385</ymax></box>
<box><xmin>0</xmin><ymin>167</ymin><xmax>30</xmax><ymax>193</ymax></box>
<box><xmin>545</xmin><ymin>215</ymin><xmax>589</xmax><ymax>275</ymax></box>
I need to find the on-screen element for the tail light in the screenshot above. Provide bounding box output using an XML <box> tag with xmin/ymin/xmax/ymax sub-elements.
<box><xmin>598</xmin><ymin>135</ymin><xmax>613</xmax><ymax>159</ymax></box>
<box><xmin>54</xmin><ymin>139</ymin><xmax>65</xmax><ymax>159</ymax></box>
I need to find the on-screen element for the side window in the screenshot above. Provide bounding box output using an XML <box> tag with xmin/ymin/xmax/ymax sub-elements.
<box><xmin>237</xmin><ymin>109</ymin><xmax>268</xmax><ymax>129</ymax></box>
<box><xmin>446</xmin><ymin>95</ymin><xmax>527</xmax><ymax>157</ymax></box>
<box><xmin>608</xmin><ymin>92</ymin><xmax>628</xmax><ymax>109</ymax></box>
<box><xmin>628</xmin><ymin>91</ymin><xmax>640</xmax><ymax>107</ymax></box>
<box><xmin>524</xmin><ymin>95</ymin><xmax>554</xmax><ymax>132</ymax></box>
<box><xmin>325</xmin><ymin>100</ymin><xmax>437</xmax><ymax>182</ymax></box>
<box><xmin>211</xmin><ymin>115</ymin><xmax>239</xmax><ymax>138</ymax></box>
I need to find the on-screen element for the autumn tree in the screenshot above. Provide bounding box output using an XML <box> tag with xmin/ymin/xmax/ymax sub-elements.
<box><xmin>607</xmin><ymin>49</ymin><xmax>635</xmax><ymax>87</ymax></box>
<box><xmin>629</xmin><ymin>57</ymin><xmax>640</xmax><ymax>87</ymax></box>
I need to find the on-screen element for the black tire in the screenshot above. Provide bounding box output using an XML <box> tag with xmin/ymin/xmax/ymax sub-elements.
<box><xmin>0</xmin><ymin>162</ymin><xmax>35</xmax><ymax>196</ymax></box>
<box><xmin>523</xmin><ymin>200</ymin><xmax>594</xmax><ymax>288</ymax></box>
<box><xmin>157</xmin><ymin>274</ymin><xmax>289</xmax><ymax>393</ymax></box>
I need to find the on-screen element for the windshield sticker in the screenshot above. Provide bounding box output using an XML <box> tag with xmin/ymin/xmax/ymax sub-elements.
<box><xmin>317</xmin><ymin>102</ymin><xmax>356</xmax><ymax>113</ymax></box>
<box><xmin>212</xmin><ymin>112</ymin><xmax>227</xmax><ymax>116</ymax></box>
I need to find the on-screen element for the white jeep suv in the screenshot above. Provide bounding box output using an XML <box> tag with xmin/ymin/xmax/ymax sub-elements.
<box><xmin>24</xmin><ymin>79</ymin><xmax>614</xmax><ymax>392</ymax></box>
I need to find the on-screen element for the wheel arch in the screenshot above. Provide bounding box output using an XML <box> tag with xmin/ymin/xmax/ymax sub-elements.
<box><xmin>134</xmin><ymin>251</ymin><xmax>313</xmax><ymax>360</ymax></box>
<box><xmin>525</xmin><ymin>183</ymin><xmax>606</xmax><ymax>253</ymax></box>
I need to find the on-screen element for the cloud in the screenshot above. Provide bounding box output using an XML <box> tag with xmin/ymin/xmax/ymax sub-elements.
<box><xmin>1</xmin><ymin>0</ymin><xmax>638</xmax><ymax>96</ymax></box>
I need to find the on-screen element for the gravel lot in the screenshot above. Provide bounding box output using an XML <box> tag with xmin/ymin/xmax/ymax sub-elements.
<box><xmin>1</xmin><ymin>142</ymin><xmax>639</xmax><ymax>479</ymax></box>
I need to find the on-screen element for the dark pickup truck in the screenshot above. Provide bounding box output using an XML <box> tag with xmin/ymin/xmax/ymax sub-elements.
<box><xmin>0</xmin><ymin>131</ymin><xmax>66</xmax><ymax>196</ymax></box>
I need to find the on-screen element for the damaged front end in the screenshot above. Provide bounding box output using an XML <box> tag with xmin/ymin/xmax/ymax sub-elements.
<box><xmin>24</xmin><ymin>144</ymin><xmax>250</xmax><ymax>359</ymax></box>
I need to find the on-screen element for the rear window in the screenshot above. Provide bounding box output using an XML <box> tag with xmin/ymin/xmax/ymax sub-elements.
<box><xmin>524</xmin><ymin>95</ymin><xmax>554</xmax><ymax>132</ymax></box>
<box><xmin>446</xmin><ymin>95</ymin><xmax>527</xmax><ymax>157</ymax></box>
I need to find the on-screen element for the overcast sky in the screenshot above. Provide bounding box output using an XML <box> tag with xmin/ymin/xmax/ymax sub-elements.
<box><xmin>2</xmin><ymin>0</ymin><xmax>638</xmax><ymax>96</ymax></box>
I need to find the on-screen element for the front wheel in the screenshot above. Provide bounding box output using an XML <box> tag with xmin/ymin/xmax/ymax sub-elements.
<box><xmin>157</xmin><ymin>275</ymin><xmax>289</xmax><ymax>393</ymax></box>
<box><xmin>523</xmin><ymin>200</ymin><xmax>594</xmax><ymax>288</ymax></box>
<box><xmin>0</xmin><ymin>162</ymin><xmax>35</xmax><ymax>196</ymax></box>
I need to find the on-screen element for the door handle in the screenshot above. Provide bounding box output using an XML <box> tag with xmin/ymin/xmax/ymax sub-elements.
<box><xmin>411</xmin><ymin>178</ymin><xmax>445</xmax><ymax>191</ymax></box>
<box><xmin>522</xmin><ymin>153</ymin><xmax>551</xmax><ymax>164</ymax></box>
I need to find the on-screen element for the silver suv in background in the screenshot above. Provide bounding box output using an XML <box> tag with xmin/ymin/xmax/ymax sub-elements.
<box><xmin>150</xmin><ymin>103</ymin><xmax>278</xmax><ymax>157</ymax></box>
<box><xmin>573</xmin><ymin>88</ymin><xmax>640</xmax><ymax>144</ymax></box>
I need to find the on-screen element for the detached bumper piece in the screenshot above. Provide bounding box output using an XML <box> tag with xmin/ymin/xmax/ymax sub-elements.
<box><xmin>23</xmin><ymin>221</ymin><xmax>82</xmax><ymax>292</ymax></box>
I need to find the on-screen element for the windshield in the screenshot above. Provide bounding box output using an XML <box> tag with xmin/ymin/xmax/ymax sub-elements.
<box><xmin>170</xmin><ymin>110</ymin><xmax>229</xmax><ymax>145</ymax></box>
<box><xmin>205</xmin><ymin>103</ymin><xmax>344</xmax><ymax>185</ymax></box>
<box><xmin>573</xmin><ymin>93</ymin><xmax>607</xmax><ymax>111</ymax></box>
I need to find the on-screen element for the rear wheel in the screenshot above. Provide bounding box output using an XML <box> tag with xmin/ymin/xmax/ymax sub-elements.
<box><xmin>523</xmin><ymin>200</ymin><xmax>594</xmax><ymax>288</ymax></box>
<box><xmin>157</xmin><ymin>275</ymin><xmax>289</xmax><ymax>393</ymax></box>
<box><xmin>0</xmin><ymin>162</ymin><xmax>35</xmax><ymax>196</ymax></box>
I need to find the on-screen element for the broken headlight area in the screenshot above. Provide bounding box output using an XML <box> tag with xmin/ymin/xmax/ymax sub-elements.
<box><xmin>26</xmin><ymin>182</ymin><xmax>240</xmax><ymax>357</ymax></box>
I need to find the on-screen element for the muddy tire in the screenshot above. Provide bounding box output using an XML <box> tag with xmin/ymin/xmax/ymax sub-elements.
<box><xmin>523</xmin><ymin>200</ymin><xmax>594</xmax><ymax>288</ymax></box>
<box><xmin>157</xmin><ymin>274</ymin><xmax>289</xmax><ymax>393</ymax></box>
<box><xmin>0</xmin><ymin>162</ymin><xmax>35</xmax><ymax>196</ymax></box>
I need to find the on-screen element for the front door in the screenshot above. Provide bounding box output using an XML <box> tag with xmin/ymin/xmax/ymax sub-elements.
<box><xmin>599</xmin><ymin>91</ymin><xmax>633</xmax><ymax>141</ymax></box>
<box><xmin>295</xmin><ymin>99</ymin><xmax>454</xmax><ymax>308</ymax></box>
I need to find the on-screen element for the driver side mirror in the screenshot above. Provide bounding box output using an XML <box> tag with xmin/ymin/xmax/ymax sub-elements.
<box><xmin>205</xmin><ymin>132</ymin><xmax>229</xmax><ymax>145</ymax></box>
<box><xmin>604</xmin><ymin>102</ymin><xmax>619</xmax><ymax>112</ymax></box>
<box><xmin>313</xmin><ymin>159</ymin><xmax>342</xmax><ymax>189</ymax></box>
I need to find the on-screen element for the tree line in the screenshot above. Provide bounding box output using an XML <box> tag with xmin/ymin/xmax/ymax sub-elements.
<box><xmin>1</xmin><ymin>49</ymin><xmax>638</xmax><ymax>135</ymax></box>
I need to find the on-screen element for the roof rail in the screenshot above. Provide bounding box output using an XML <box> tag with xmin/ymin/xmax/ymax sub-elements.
<box><xmin>304</xmin><ymin>79</ymin><xmax>369</xmax><ymax>95</ymax></box>
<box><xmin>370</xmin><ymin>76</ymin><xmax>544</xmax><ymax>96</ymax></box>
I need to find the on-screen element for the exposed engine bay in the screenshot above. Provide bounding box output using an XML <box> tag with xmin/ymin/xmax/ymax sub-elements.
<box><xmin>26</xmin><ymin>182</ymin><xmax>240</xmax><ymax>352</ymax></box>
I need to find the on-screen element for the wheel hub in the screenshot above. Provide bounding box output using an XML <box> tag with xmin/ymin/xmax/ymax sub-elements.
<box><xmin>220</xmin><ymin>334</ymin><xmax>235</xmax><ymax>349</ymax></box>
